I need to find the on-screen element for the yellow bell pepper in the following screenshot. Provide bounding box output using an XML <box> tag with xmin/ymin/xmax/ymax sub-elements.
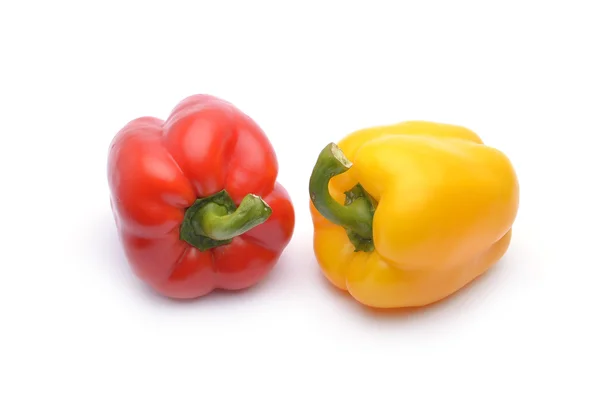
<box><xmin>308</xmin><ymin>121</ymin><xmax>519</xmax><ymax>309</ymax></box>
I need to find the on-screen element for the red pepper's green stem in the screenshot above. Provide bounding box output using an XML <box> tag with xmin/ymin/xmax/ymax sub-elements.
<box><xmin>309</xmin><ymin>143</ymin><xmax>375</xmax><ymax>252</ymax></box>
<box><xmin>193</xmin><ymin>194</ymin><xmax>271</xmax><ymax>240</ymax></box>
<box><xmin>180</xmin><ymin>191</ymin><xmax>272</xmax><ymax>251</ymax></box>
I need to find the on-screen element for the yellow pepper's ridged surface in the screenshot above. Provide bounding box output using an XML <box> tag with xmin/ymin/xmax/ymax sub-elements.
<box><xmin>309</xmin><ymin>121</ymin><xmax>519</xmax><ymax>308</ymax></box>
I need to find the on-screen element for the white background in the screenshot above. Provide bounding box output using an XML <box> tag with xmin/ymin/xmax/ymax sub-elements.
<box><xmin>1</xmin><ymin>1</ymin><xmax>599</xmax><ymax>399</ymax></box>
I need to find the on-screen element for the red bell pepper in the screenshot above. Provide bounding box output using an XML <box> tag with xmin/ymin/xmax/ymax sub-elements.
<box><xmin>107</xmin><ymin>94</ymin><xmax>295</xmax><ymax>299</ymax></box>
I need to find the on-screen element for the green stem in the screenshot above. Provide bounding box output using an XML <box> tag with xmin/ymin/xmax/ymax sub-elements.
<box><xmin>180</xmin><ymin>190</ymin><xmax>272</xmax><ymax>251</ymax></box>
<box><xmin>309</xmin><ymin>143</ymin><xmax>376</xmax><ymax>252</ymax></box>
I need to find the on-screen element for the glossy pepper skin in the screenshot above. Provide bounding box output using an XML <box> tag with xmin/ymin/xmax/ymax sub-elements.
<box><xmin>309</xmin><ymin>121</ymin><xmax>519</xmax><ymax>309</ymax></box>
<box><xmin>108</xmin><ymin>94</ymin><xmax>295</xmax><ymax>299</ymax></box>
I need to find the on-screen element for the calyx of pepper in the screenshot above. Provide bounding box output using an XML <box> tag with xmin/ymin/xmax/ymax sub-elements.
<box><xmin>309</xmin><ymin>143</ymin><xmax>376</xmax><ymax>252</ymax></box>
<box><xmin>180</xmin><ymin>190</ymin><xmax>272</xmax><ymax>251</ymax></box>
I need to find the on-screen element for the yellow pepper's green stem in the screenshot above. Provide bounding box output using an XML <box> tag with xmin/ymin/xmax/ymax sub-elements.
<box><xmin>309</xmin><ymin>143</ymin><xmax>375</xmax><ymax>252</ymax></box>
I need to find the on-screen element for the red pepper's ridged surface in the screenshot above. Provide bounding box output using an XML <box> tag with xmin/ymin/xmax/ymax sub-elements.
<box><xmin>108</xmin><ymin>95</ymin><xmax>295</xmax><ymax>299</ymax></box>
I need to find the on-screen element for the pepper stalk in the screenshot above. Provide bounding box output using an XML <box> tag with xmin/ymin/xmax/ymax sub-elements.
<box><xmin>180</xmin><ymin>190</ymin><xmax>272</xmax><ymax>251</ymax></box>
<box><xmin>309</xmin><ymin>143</ymin><xmax>376</xmax><ymax>252</ymax></box>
